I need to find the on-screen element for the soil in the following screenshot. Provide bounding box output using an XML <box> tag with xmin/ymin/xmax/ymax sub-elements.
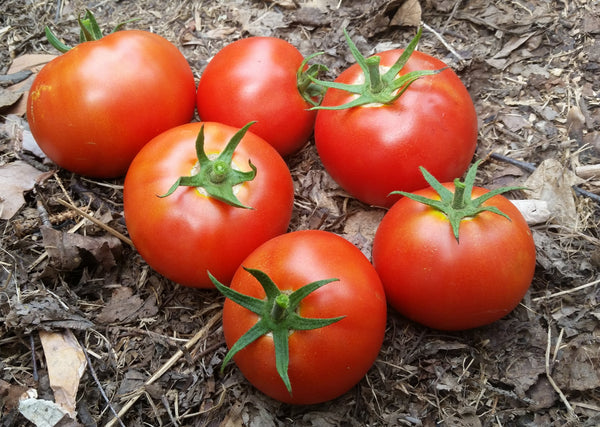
<box><xmin>1</xmin><ymin>0</ymin><xmax>599</xmax><ymax>426</ymax></box>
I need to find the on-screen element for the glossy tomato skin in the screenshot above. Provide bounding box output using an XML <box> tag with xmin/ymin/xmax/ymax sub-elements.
<box><xmin>123</xmin><ymin>122</ymin><xmax>294</xmax><ymax>288</ymax></box>
<box><xmin>196</xmin><ymin>37</ymin><xmax>316</xmax><ymax>157</ymax></box>
<box><xmin>372</xmin><ymin>185</ymin><xmax>536</xmax><ymax>331</ymax></box>
<box><xmin>27</xmin><ymin>30</ymin><xmax>196</xmax><ymax>178</ymax></box>
<box><xmin>315</xmin><ymin>49</ymin><xmax>478</xmax><ymax>208</ymax></box>
<box><xmin>223</xmin><ymin>230</ymin><xmax>387</xmax><ymax>404</ymax></box>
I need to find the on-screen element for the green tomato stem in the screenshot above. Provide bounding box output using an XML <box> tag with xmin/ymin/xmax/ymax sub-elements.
<box><xmin>272</xmin><ymin>294</ymin><xmax>290</xmax><ymax>322</ymax></box>
<box><xmin>209</xmin><ymin>161</ymin><xmax>229</xmax><ymax>184</ymax></box>
<box><xmin>45</xmin><ymin>9</ymin><xmax>137</xmax><ymax>53</ymax></box>
<box><xmin>452</xmin><ymin>179</ymin><xmax>467</xmax><ymax>210</ymax></box>
<box><xmin>307</xmin><ymin>26</ymin><xmax>446</xmax><ymax>110</ymax></box>
<box><xmin>209</xmin><ymin>268</ymin><xmax>344</xmax><ymax>395</ymax></box>
<box><xmin>365</xmin><ymin>56</ymin><xmax>384</xmax><ymax>93</ymax></box>
<box><xmin>159</xmin><ymin>122</ymin><xmax>257</xmax><ymax>209</ymax></box>
<box><xmin>391</xmin><ymin>160</ymin><xmax>526</xmax><ymax>242</ymax></box>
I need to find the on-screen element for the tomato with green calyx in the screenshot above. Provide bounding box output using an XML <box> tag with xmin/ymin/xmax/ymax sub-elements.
<box><xmin>311</xmin><ymin>28</ymin><xmax>478</xmax><ymax>207</ymax></box>
<box><xmin>123</xmin><ymin>122</ymin><xmax>294</xmax><ymax>288</ymax></box>
<box><xmin>196</xmin><ymin>37</ymin><xmax>326</xmax><ymax>157</ymax></box>
<box><xmin>27</xmin><ymin>10</ymin><xmax>196</xmax><ymax>178</ymax></box>
<box><xmin>372</xmin><ymin>160</ymin><xmax>536</xmax><ymax>330</ymax></box>
<box><xmin>211</xmin><ymin>230</ymin><xmax>387</xmax><ymax>404</ymax></box>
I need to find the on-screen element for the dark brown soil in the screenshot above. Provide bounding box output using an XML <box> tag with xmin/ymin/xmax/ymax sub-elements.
<box><xmin>1</xmin><ymin>0</ymin><xmax>599</xmax><ymax>426</ymax></box>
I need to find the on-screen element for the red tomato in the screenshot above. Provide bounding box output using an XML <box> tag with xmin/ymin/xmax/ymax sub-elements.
<box><xmin>314</xmin><ymin>49</ymin><xmax>478</xmax><ymax>208</ymax></box>
<box><xmin>196</xmin><ymin>37</ymin><xmax>317</xmax><ymax>157</ymax></box>
<box><xmin>27</xmin><ymin>30</ymin><xmax>196</xmax><ymax>178</ymax></box>
<box><xmin>123</xmin><ymin>122</ymin><xmax>294</xmax><ymax>288</ymax></box>
<box><xmin>372</xmin><ymin>184</ymin><xmax>536</xmax><ymax>331</ymax></box>
<box><xmin>221</xmin><ymin>230</ymin><xmax>387</xmax><ymax>404</ymax></box>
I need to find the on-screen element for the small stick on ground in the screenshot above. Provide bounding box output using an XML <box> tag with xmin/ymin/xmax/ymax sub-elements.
<box><xmin>545</xmin><ymin>325</ymin><xmax>578</xmax><ymax>421</ymax></box>
<box><xmin>54</xmin><ymin>198</ymin><xmax>134</xmax><ymax>247</ymax></box>
<box><xmin>105</xmin><ymin>310</ymin><xmax>221</xmax><ymax>427</ymax></box>
<box><xmin>422</xmin><ymin>21</ymin><xmax>465</xmax><ymax>63</ymax></box>
<box><xmin>79</xmin><ymin>337</ymin><xmax>126</xmax><ymax>427</ymax></box>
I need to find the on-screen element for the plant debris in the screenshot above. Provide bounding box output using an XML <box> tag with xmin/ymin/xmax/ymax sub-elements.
<box><xmin>1</xmin><ymin>0</ymin><xmax>599</xmax><ymax>425</ymax></box>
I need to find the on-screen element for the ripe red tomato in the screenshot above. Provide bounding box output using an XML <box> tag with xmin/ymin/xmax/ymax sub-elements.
<box><xmin>27</xmin><ymin>30</ymin><xmax>196</xmax><ymax>178</ymax></box>
<box><xmin>123</xmin><ymin>122</ymin><xmax>294</xmax><ymax>288</ymax></box>
<box><xmin>196</xmin><ymin>37</ymin><xmax>318</xmax><ymax>157</ymax></box>
<box><xmin>314</xmin><ymin>43</ymin><xmax>478</xmax><ymax>208</ymax></box>
<box><xmin>219</xmin><ymin>230</ymin><xmax>387</xmax><ymax>404</ymax></box>
<box><xmin>372</xmin><ymin>182</ymin><xmax>536</xmax><ymax>331</ymax></box>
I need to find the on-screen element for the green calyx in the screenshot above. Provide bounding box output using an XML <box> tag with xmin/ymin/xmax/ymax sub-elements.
<box><xmin>45</xmin><ymin>9</ymin><xmax>137</xmax><ymax>53</ymax></box>
<box><xmin>209</xmin><ymin>268</ymin><xmax>344</xmax><ymax>395</ymax></box>
<box><xmin>391</xmin><ymin>160</ymin><xmax>524</xmax><ymax>242</ymax></box>
<box><xmin>309</xmin><ymin>27</ymin><xmax>446</xmax><ymax>110</ymax></box>
<box><xmin>159</xmin><ymin>122</ymin><xmax>257</xmax><ymax>209</ymax></box>
<box><xmin>296</xmin><ymin>52</ymin><xmax>329</xmax><ymax>107</ymax></box>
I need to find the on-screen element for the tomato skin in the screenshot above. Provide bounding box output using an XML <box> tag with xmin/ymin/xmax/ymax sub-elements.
<box><xmin>27</xmin><ymin>30</ymin><xmax>196</xmax><ymax>178</ymax></box>
<box><xmin>223</xmin><ymin>230</ymin><xmax>387</xmax><ymax>404</ymax></box>
<box><xmin>123</xmin><ymin>122</ymin><xmax>294</xmax><ymax>288</ymax></box>
<box><xmin>314</xmin><ymin>49</ymin><xmax>478</xmax><ymax>208</ymax></box>
<box><xmin>196</xmin><ymin>37</ymin><xmax>316</xmax><ymax>157</ymax></box>
<box><xmin>372</xmin><ymin>184</ymin><xmax>536</xmax><ymax>331</ymax></box>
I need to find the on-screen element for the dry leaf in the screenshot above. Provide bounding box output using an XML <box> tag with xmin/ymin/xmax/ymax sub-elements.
<box><xmin>0</xmin><ymin>160</ymin><xmax>46</xmax><ymax>220</ymax></box>
<box><xmin>391</xmin><ymin>0</ymin><xmax>422</xmax><ymax>27</ymax></box>
<box><xmin>39</xmin><ymin>329</ymin><xmax>87</xmax><ymax>418</ymax></box>
<box><xmin>5</xmin><ymin>53</ymin><xmax>57</xmax><ymax>116</ymax></box>
<box><xmin>341</xmin><ymin>209</ymin><xmax>385</xmax><ymax>259</ymax></box>
<box><xmin>524</xmin><ymin>159</ymin><xmax>583</xmax><ymax>228</ymax></box>
<box><xmin>2</xmin><ymin>114</ymin><xmax>47</xmax><ymax>158</ymax></box>
<box><xmin>4</xmin><ymin>293</ymin><xmax>94</xmax><ymax>334</ymax></box>
<box><xmin>510</xmin><ymin>199</ymin><xmax>551</xmax><ymax>225</ymax></box>
<box><xmin>0</xmin><ymin>379</ymin><xmax>30</xmax><ymax>411</ymax></box>
<box><xmin>0</xmin><ymin>87</ymin><xmax>24</xmax><ymax>110</ymax></box>
<box><xmin>19</xmin><ymin>393</ymin><xmax>69</xmax><ymax>427</ymax></box>
<box><xmin>41</xmin><ymin>226</ymin><xmax>122</xmax><ymax>271</ymax></box>
<box><xmin>96</xmin><ymin>286</ymin><xmax>158</xmax><ymax>324</ymax></box>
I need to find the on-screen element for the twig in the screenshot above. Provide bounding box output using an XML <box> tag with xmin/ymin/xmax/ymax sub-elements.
<box><xmin>533</xmin><ymin>277</ymin><xmax>600</xmax><ymax>302</ymax></box>
<box><xmin>54</xmin><ymin>198</ymin><xmax>134</xmax><ymax>248</ymax></box>
<box><xmin>441</xmin><ymin>0</ymin><xmax>463</xmax><ymax>35</ymax></box>
<box><xmin>161</xmin><ymin>395</ymin><xmax>179</xmax><ymax>427</ymax></box>
<box><xmin>489</xmin><ymin>152</ymin><xmax>536</xmax><ymax>172</ymax></box>
<box><xmin>79</xmin><ymin>338</ymin><xmax>126</xmax><ymax>427</ymax></box>
<box><xmin>545</xmin><ymin>326</ymin><xmax>578</xmax><ymax>420</ymax></box>
<box><xmin>30</xmin><ymin>334</ymin><xmax>38</xmax><ymax>382</ymax></box>
<box><xmin>421</xmin><ymin>21</ymin><xmax>465</xmax><ymax>63</ymax></box>
<box><xmin>104</xmin><ymin>311</ymin><xmax>221</xmax><ymax>427</ymax></box>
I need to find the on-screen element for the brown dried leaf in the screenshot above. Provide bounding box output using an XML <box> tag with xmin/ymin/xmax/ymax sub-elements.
<box><xmin>0</xmin><ymin>379</ymin><xmax>30</xmax><ymax>411</ymax></box>
<box><xmin>0</xmin><ymin>160</ymin><xmax>46</xmax><ymax>220</ymax></box>
<box><xmin>5</xmin><ymin>53</ymin><xmax>57</xmax><ymax>116</ymax></box>
<box><xmin>341</xmin><ymin>209</ymin><xmax>385</xmax><ymax>259</ymax></box>
<box><xmin>553</xmin><ymin>342</ymin><xmax>600</xmax><ymax>392</ymax></box>
<box><xmin>391</xmin><ymin>0</ymin><xmax>422</xmax><ymax>27</ymax></box>
<box><xmin>4</xmin><ymin>293</ymin><xmax>94</xmax><ymax>334</ymax></box>
<box><xmin>524</xmin><ymin>159</ymin><xmax>583</xmax><ymax>229</ymax></box>
<box><xmin>0</xmin><ymin>87</ymin><xmax>23</xmax><ymax>110</ymax></box>
<box><xmin>504</xmin><ymin>354</ymin><xmax>546</xmax><ymax>396</ymax></box>
<box><xmin>41</xmin><ymin>226</ymin><xmax>122</xmax><ymax>271</ymax></box>
<box><xmin>39</xmin><ymin>329</ymin><xmax>87</xmax><ymax>418</ymax></box>
<box><xmin>96</xmin><ymin>286</ymin><xmax>157</xmax><ymax>324</ymax></box>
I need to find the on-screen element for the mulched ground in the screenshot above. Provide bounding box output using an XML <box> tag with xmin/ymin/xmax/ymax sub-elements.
<box><xmin>1</xmin><ymin>0</ymin><xmax>599</xmax><ymax>426</ymax></box>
